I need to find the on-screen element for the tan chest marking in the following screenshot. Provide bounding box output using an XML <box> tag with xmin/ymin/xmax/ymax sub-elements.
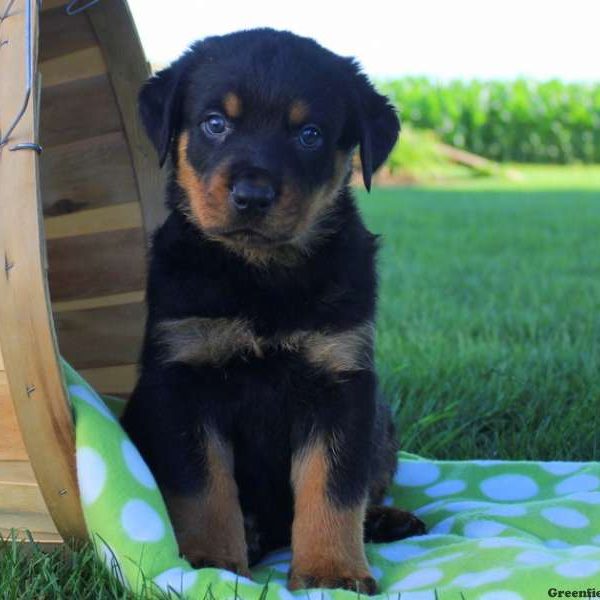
<box><xmin>156</xmin><ymin>317</ymin><xmax>262</xmax><ymax>366</ymax></box>
<box><xmin>156</xmin><ymin>317</ymin><xmax>373</xmax><ymax>372</ymax></box>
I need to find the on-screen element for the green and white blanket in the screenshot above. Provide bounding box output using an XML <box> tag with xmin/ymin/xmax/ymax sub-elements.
<box><xmin>64</xmin><ymin>361</ymin><xmax>600</xmax><ymax>599</ymax></box>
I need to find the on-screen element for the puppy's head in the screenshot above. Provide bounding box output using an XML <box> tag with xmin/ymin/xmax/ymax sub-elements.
<box><xmin>140</xmin><ymin>29</ymin><xmax>398</xmax><ymax>260</ymax></box>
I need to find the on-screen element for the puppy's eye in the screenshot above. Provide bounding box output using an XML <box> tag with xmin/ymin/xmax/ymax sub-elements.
<box><xmin>202</xmin><ymin>113</ymin><xmax>230</xmax><ymax>137</ymax></box>
<box><xmin>298</xmin><ymin>125</ymin><xmax>323</xmax><ymax>149</ymax></box>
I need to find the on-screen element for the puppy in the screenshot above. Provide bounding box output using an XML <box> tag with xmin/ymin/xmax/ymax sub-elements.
<box><xmin>122</xmin><ymin>29</ymin><xmax>425</xmax><ymax>594</ymax></box>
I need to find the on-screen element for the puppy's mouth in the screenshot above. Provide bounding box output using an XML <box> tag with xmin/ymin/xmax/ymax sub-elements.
<box><xmin>211</xmin><ymin>228</ymin><xmax>292</xmax><ymax>247</ymax></box>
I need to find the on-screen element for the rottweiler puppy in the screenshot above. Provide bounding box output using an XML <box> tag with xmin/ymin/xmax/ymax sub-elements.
<box><xmin>122</xmin><ymin>28</ymin><xmax>425</xmax><ymax>594</ymax></box>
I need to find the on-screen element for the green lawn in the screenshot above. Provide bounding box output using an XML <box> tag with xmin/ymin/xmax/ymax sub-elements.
<box><xmin>360</xmin><ymin>173</ymin><xmax>600</xmax><ymax>462</ymax></box>
<box><xmin>2</xmin><ymin>168</ymin><xmax>599</xmax><ymax>597</ymax></box>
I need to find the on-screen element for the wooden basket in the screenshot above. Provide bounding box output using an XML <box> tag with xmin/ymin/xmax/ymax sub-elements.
<box><xmin>0</xmin><ymin>0</ymin><xmax>163</xmax><ymax>544</ymax></box>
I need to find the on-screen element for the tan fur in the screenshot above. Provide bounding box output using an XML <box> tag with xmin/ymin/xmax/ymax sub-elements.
<box><xmin>176</xmin><ymin>130</ymin><xmax>352</xmax><ymax>267</ymax></box>
<box><xmin>223</xmin><ymin>92</ymin><xmax>242</xmax><ymax>119</ymax></box>
<box><xmin>158</xmin><ymin>317</ymin><xmax>373</xmax><ymax>373</ymax></box>
<box><xmin>164</xmin><ymin>432</ymin><xmax>249</xmax><ymax>574</ymax></box>
<box><xmin>291</xmin><ymin>151</ymin><xmax>352</xmax><ymax>252</ymax></box>
<box><xmin>289</xmin><ymin>100</ymin><xmax>309</xmax><ymax>125</ymax></box>
<box><xmin>302</xmin><ymin>322</ymin><xmax>374</xmax><ymax>373</ymax></box>
<box><xmin>156</xmin><ymin>317</ymin><xmax>262</xmax><ymax>366</ymax></box>
<box><xmin>177</xmin><ymin>131</ymin><xmax>232</xmax><ymax>230</ymax></box>
<box><xmin>289</xmin><ymin>440</ymin><xmax>370</xmax><ymax>589</ymax></box>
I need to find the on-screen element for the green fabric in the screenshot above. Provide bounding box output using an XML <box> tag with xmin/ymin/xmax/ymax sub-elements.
<box><xmin>63</xmin><ymin>360</ymin><xmax>600</xmax><ymax>599</ymax></box>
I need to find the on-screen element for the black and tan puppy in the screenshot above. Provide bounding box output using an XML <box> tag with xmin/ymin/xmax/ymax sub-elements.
<box><xmin>122</xmin><ymin>29</ymin><xmax>425</xmax><ymax>594</ymax></box>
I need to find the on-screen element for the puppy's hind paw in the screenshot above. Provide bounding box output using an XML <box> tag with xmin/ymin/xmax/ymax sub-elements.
<box><xmin>364</xmin><ymin>505</ymin><xmax>427</xmax><ymax>543</ymax></box>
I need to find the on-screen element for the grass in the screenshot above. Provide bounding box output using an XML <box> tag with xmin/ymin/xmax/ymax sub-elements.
<box><xmin>0</xmin><ymin>537</ymin><xmax>132</xmax><ymax>599</ymax></box>
<box><xmin>360</xmin><ymin>168</ymin><xmax>600</xmax><ymax>461</ymax></box>
<box><xmin>2</xmin><ymin>166</ymin><xmax>599</xmax><ymax>597</ymax></box>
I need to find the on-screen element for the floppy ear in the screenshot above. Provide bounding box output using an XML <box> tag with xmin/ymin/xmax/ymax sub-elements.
<box><xmin>139</xmin><ymin>63</ymin><xmax>184</xmax><ymax>167</ymax></box>
<box><xmin>350</xmin><ymin>67</ymin><xmax>400</xmax><ymax>191</ymax></box>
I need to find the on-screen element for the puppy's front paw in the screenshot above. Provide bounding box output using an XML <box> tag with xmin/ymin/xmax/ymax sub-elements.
<box><xmin>187</xmin><ymin>554</ymin><xmax>251</xmax><ymax>578</ymax></box>
<box><xmin>288</xmin><ymin>568</ymin><xmax>377</xmax><ymax>595</ymax></box>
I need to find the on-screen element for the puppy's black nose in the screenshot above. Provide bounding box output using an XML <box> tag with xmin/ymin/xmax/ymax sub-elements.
<box><xmin>230</xmin><ymin>180</ymin><xmax>276</xmax><ymax>215</ymax></box>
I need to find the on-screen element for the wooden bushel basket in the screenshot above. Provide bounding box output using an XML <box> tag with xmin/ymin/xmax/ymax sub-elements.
<box><xmin>0</xmin><ymin>0</ymin><xmax>163</xmax><ymax>544</ymax></box>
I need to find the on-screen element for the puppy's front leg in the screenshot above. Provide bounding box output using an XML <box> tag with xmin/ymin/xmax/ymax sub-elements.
<box><xmin>164</xmin><ymin>430</ymin><xmax>249</xmax><ymax>576</ymax></box>
<box><xmin>288</xmin><ymin>373</ymin><xmax>377</xmax><ymax>594</ymax></box>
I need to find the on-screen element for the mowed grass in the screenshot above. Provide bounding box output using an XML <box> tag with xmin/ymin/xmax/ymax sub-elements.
<box><xmin>2</xmin><ymin>168</ymin><xmax>599</xmax><ymax>597</ymax></box>
<box><xmin>359</xmin><ymin>177</ymin><xmax>600</xmax><ymax>461</ymax></box>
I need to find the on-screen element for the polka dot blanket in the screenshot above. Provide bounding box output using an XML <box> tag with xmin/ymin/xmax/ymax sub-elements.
<box><xmin>63</xmin><ymin>360</ymin><xmax>600</xmax><ymax>599</ymax></box>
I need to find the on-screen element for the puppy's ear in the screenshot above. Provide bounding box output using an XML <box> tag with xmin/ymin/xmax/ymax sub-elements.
<box><xmin>139</xmin><ymin>62</ymin><xmax>185</xmax><ymax>167</ymax></box>
<box><xmin>348</xmin><ymin>63</ymin><xmax>400</xmax><ymax>191</ymax></box>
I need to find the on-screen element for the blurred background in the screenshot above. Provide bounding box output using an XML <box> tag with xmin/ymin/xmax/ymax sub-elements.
<box><xmin>128</xmin><ymin>0</ymin><xmax>600</xmax><ymax>462</ymax></box>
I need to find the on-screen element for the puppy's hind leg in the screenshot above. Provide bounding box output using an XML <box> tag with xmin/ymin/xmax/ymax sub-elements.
<box><xmin>365</xmin><ymin>394</ymin><xmax>426</xmax><ymax>543</ymax></box>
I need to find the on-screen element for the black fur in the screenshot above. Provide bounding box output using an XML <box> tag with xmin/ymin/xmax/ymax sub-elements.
<box><xmin>122</xmin><ymin>28</ymin><xmax>422</xmax><ymax>584</ymax></box>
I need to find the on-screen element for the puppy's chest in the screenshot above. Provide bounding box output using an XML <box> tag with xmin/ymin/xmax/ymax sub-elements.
<box><xmin>155</xmin><ymin>315</ymin><xmax>373</xmax><ymax>374</ymax></box>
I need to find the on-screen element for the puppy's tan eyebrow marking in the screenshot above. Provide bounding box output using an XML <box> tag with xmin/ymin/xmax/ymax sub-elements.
<box><xmin>156</xmin><ymin>317</ymin><xmax>261</xmax><ymax>366</ymax></box>
<box><xmin>289</xmin><ymin>99</ymin><xmax>309</xmax><ymax>125</ymax></box>
<box><xmin>223</xmin><ymin>92</ymin><xmax>242</xmax><ymax>118</ymax></box>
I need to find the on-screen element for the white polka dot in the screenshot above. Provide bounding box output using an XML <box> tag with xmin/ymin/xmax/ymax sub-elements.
<box><xmin>294</xmin><ymin>590</ymin><xmax>331</xmax><ymax>600</ymax></box>
<box><xmin>121</xmin><ymin>440</ymin><xmax>157</xmax><ymax>489</ymax></box>
<box><xmin>555</xmin><ymin>560</ymin><xmax>600</xmax><ymax>578</ymax></box>
<box><xmin>570</xmin><ymin>491</ymin><xmax>600</xmax><ymax>504</ymax></box>
<box><xmin>571</xmin><ymin>545</ymin><xmax>600</xmax><ymax>556</ymax></box>
<box><xmin>278</xmin><ymin>589</ymin><xmax>295</xmax><ymax>600</ymax></box>
<box><xmin>424</xmin><ymin>479</ymin><xmax>466</xmax><ymax>498</ymax></box>
<box><xmin>378</xmin><ymin>542</ymin><xmax>427</xmax><ymax>562</ymax></box>
<box><xmin>541</xmin><ymin>507</ymin><xmax>589</xmax><ymax>529</ymax></box>
<box><xmin>464</xmin><ymin>520</ymin><xmax>507</xmax><ymax>538</ymax></box>
<box><xmin>413</xmin><ymin>499</ymin><xmax>446</xmax><ymax>516</ymax></box>
<box><xmin>430</xmin><ymin>516</ymin><xmax>455</xmax><ymax>534</ymax></box>
<box><xmin>121</xmin><ymin>499</ymin><xmax>165</xmax><ymax>542</ymax></box>
<box><xmin>154</xmin><ymin>568</ymin><xmax>198</xmax><ymax>593</ymax></box>
<box><xmin>394</xmin><ymin>462</ymin><xmax>440</xmax><ymax>487</ymax></box>
<box><xmin>371</xmin><ymin>566</ymin><xmax>383</xmax><ymax>581</ymax></box>
<box><xmin>540</xmin><ymin>462</ymin><xmax>582</xmax><ymax>476</ymax></box>
<box><xmin>393</xmin><ymin>591</ymin><xmax>437</xmax><ymax>600</ymax></box>
<box><xmin>555</xmin><ymin>474</ymin><xmax>599</xmax><ymax>495</ymax></box>
<box><xmin>69</xmin><ymin>384</ymin><xmax>116</xmax><ymax>421</ymax></box>
<box><xmin>515</xmin><ymin>550</ymin><xmax>557</xmax><ymax>566</ymax></box>
<box><xmin>545</xmin><ymin>539</ymin><xmax>571</xmax><ymax>549</ymax></box>
<box><xmin>480</xmin><ymin>592</ymin><xmax>523</xmax><ymax>600</ymax></box>
<box><xmin>480</xmin><ymin>474</ymin><xmax>539</xmax><ymax>501</ymax></box>
<box><xmin>479</xmin><ymin>537</ymin><xmax>533</xmax><ymax>549</ymax></box>
<box><xmin>452</xmin><ymin>567</ymin><xmax>511</xmax><ymax>589</ymax></box>
<box><xmin>388</xmin><ymin>568</ymin><xmax>443</xmax><ymax>591</ymax></box>
<box><xmin>420</xmin><ymin>551</ymin><xmax>465</xmax><ymax>567</ymax></box>
<box><xmin>592</xmin><ymin>535</ymin><xmax>600</xmax><ymax>545</ymax></box>
<box><xmin>485</xmin><ymin>504</ymin><xmax>527</xmax><ymax>517</ymax></box>
<box><xmin>382</xmin><ymin>495</ymin><xmax>394</xmax><ymax>506</ymax></box>
<box><xmin>444</xmin><ymin>500</ymin><xmax>490</xmax><ymax>513</ymax></box>
<box><xmin>76</xmin><ymin>447</ymin><xmax>107</xmax><ymax>506</ymax></box>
